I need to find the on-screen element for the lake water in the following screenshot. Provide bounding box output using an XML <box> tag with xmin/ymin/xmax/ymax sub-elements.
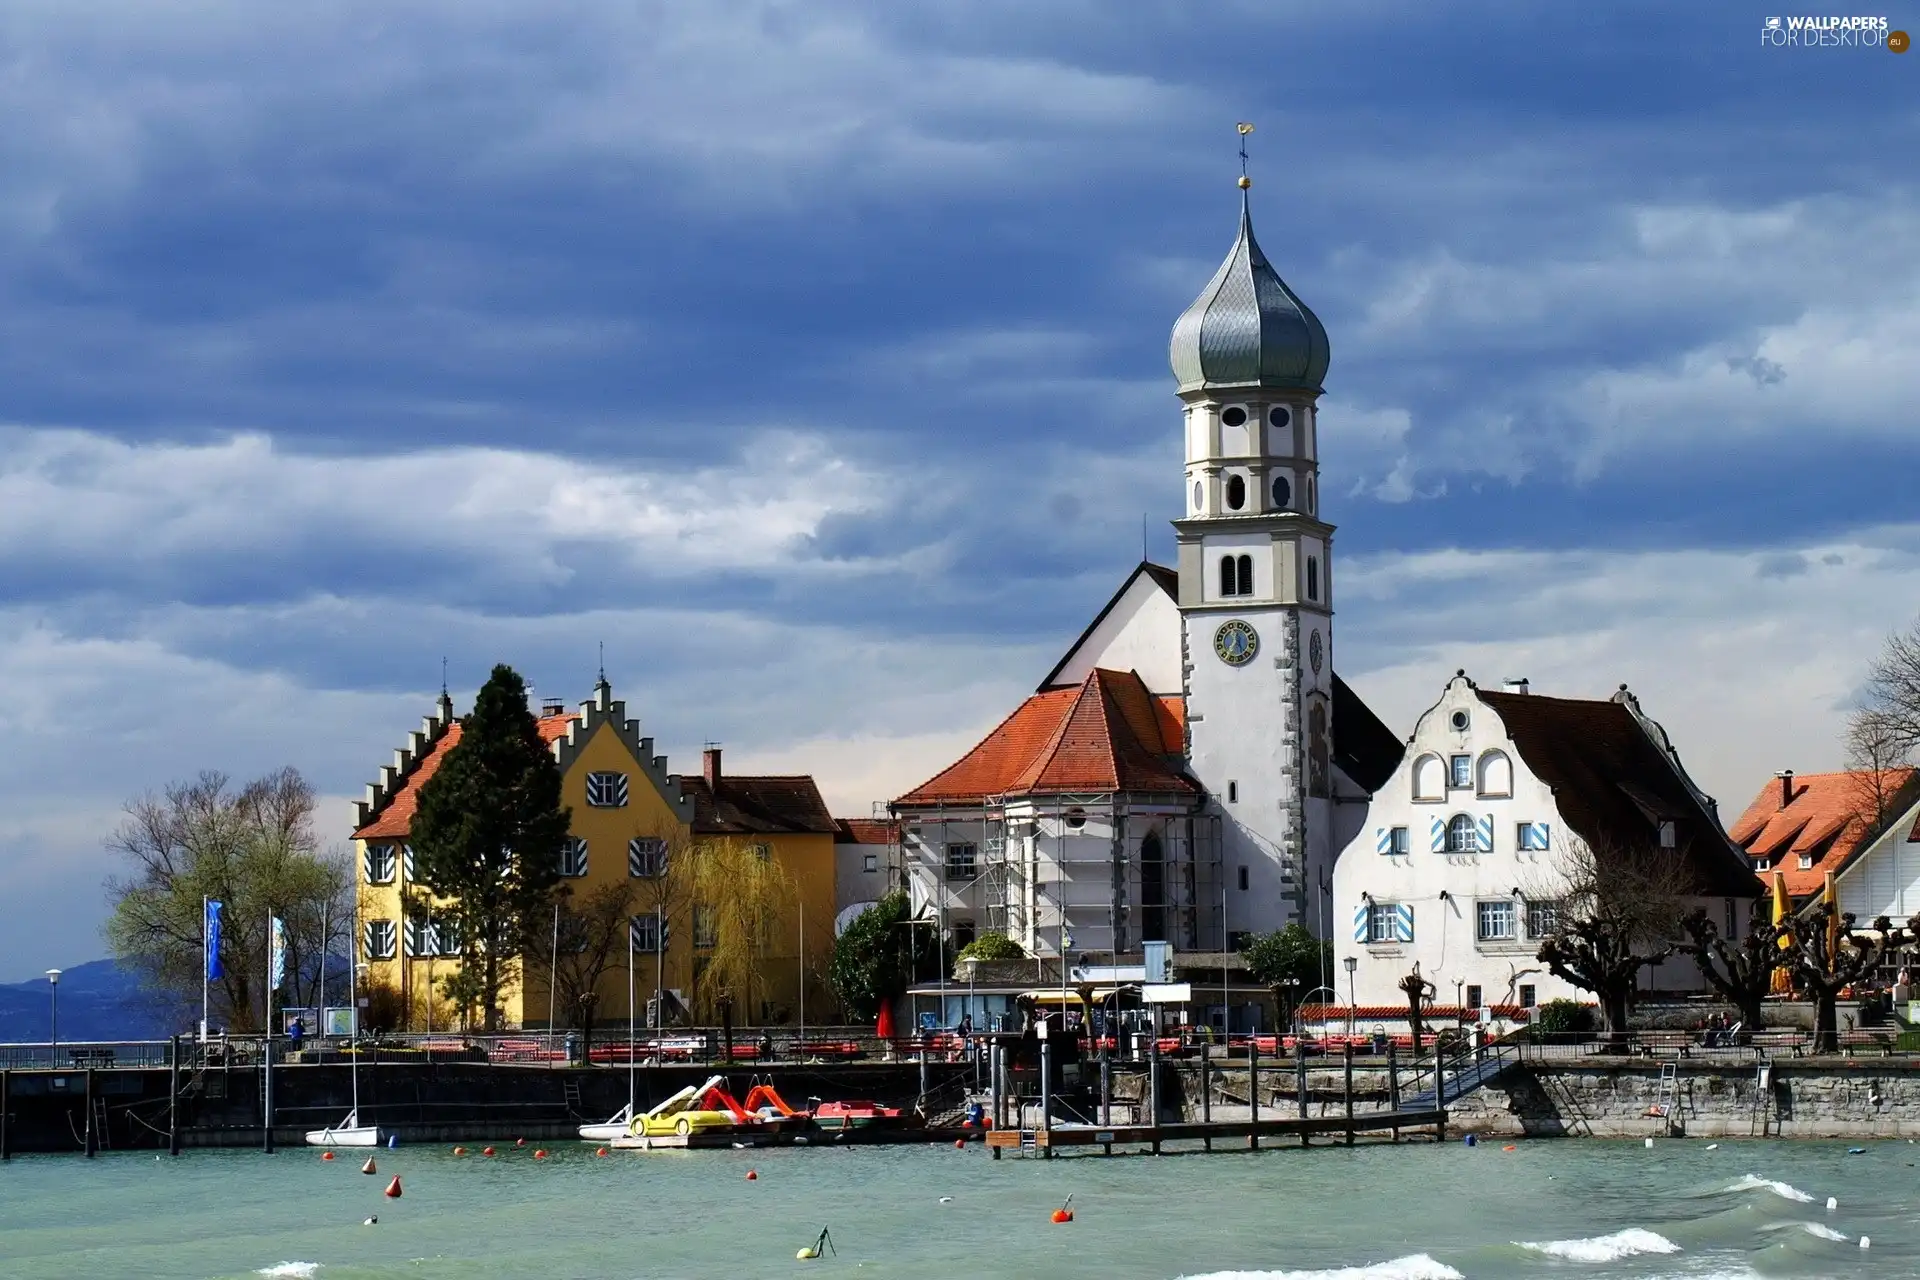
<box><xmin>2</xmin><ymin>1138</ymin><xmax>1916</xmax><ymax>1278</ymax></box>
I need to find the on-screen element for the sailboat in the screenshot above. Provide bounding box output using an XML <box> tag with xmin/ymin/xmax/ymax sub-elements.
<box><xmin>307</xmin><ymin>905</ymin><xmax>382</xmax><ymax>1147</ymax></box>
<box><xmin>579</xmin><ymin>915</ymin><xmax>641</xmax><ymax>1142</ymax></box>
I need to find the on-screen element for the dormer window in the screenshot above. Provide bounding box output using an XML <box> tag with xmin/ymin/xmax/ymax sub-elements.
<box><xmin>1797</xmin><ymin>854</ymin><xmax>1813</xmax><ymax>870</ymax></box>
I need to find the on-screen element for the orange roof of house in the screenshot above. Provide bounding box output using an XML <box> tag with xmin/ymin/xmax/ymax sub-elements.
<box><xmin>1729</xmin><ymin>768</ymin><xmax>1920</xmax><ymax>898</ymax></box>
<box><xmin>895</xmin><ymin>668</ymin><xmax>1195</xmax><ymax>806</ymax></box>
<box><xmin>835</xmin><ymin>818</ymin><xmax>899</xmax><ymax>845</ymax></box>
<box><xmin>353</xmin><ymin>713</ymin><xmax>577</xmax><ymax>840</ymax></box>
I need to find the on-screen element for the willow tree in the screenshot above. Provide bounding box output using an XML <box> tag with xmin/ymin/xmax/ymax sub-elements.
<box><xmin>683</xmin><ymin>838</ymin><xmax>794</xmax><ymax>1025</ymax></box>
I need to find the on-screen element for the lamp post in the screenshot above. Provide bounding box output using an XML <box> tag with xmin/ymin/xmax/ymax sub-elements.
<box><xmin>1452</xmin><ymin>977</ymin><xmax>1465</xmax><ymax>1029</ymax></box>
<box><xmin>1342</xmin><ymin>955</ymin><xmax>1358</xmax><ymax>1039</ymax></box>
<box><xmin>46</xmin><ymin>969</ymin><xmax>61</xmax><ymax>1064</ymax></box>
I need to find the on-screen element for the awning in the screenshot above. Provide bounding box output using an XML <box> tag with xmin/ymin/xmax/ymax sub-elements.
<box><xmin>1026</xmin><ymin>988</ymin><xmax>1122</xmax><ymax>1004</ymax></box>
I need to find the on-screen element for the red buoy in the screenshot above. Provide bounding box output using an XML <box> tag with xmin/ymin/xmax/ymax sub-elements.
<box><xmin>1051</xmin><ymin>1209</ymin><xmax>1073</xmax><ymax>1224</ymax></box>
<box><xmin>954</xmin><ymin>1139</ymin><xmax>966</xmax><ymax>1149</ymax></box>
<box><xmin>321</xmin><ymin>1151</ymin><xmax>335</xmax><ymax>1161</ymax></box>
<box><xmin>595</xmin><ymin>1147</ymin><xmax>609</xmax><ymax>1157</ymax></box>
<box><xmin>533</xmin><ymin>1149</ymin><xmax>548</xmax><ymax>1160</ymax></box>
<box><xmin>452</xmin><ymin>1146</ymin><xmax>467</xmax><ymax>1156</ymax></box>
<box><xmin>482</xmin><ymin>1146</ymin><xmax>496</xmax><ymax>1157</ymax></box>
<box><xmin>515</xmin><ymin>1138</ymin><xmax>525</xmax><ymax>1147</ymax></box>
<box><xmin>745</xmin><ymin>1169</ymin><xmax>758</xmax><ymax>1180</ymax></box>
<box><xmin>384</xmin><ymin>1176</ymin><xmax>403</xmax><ymax>1199</ymax></box>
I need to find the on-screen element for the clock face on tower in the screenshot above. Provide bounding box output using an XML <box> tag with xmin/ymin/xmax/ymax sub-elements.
<box><xmin>1213</xmin><ymin>619</ymin><xmax>1259</xmax><ymax>666</ymax></box>
<box><xmin>1309</xmin><ymin>629</ymin><xmax>1324</xmax><ymax>674</ymax></box>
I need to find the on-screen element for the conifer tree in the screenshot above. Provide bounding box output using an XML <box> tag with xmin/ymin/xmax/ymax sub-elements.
<box><xmin>410</xmin><ymin>664</ymin><xmax>570</xmax><ymax>1030</ymax></box>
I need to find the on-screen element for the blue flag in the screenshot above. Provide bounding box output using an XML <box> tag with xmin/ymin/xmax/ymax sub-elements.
<box><xmin>269</xmin><ymin>916</ymin><xmax>287</xmax><ymax>990</ymax></box>
<box><xmin>205</xmin><ymin>899</ymin><xmax>225</xmax><ymax>981</ymax></box>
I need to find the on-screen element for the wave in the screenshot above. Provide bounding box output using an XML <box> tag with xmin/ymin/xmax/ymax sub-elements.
<box><xmin>1726</xmin><ymin>1174</ymin><xmax>1815</xmax><ymax>1202</ymax></box>
<box><xmin>1800</xmin><ymin>1222</ymin><xmax>1849</xmax><ymax>1241</ymax></box>
<box><xmin>257</xmin><ymin>1267</ymin><xmax>320</xmax><ymax>1279</ymax></box>
<box><xmin>1516</xmin><ymin>1228</ymin><xmax>1680</xmax><ymax>1262</ymax></box>
<box><xmin>1181</xmin><ymin>1257</ymin><xmax>1463</xmax><ymax>1280</ymax></box>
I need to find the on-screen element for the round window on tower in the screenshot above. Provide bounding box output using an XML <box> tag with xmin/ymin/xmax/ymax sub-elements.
<box><xmin>1220</xmin><ymin>405</ymin><xmax>1248</xmax><ymax>428</ymax></box>
<box><xmin>1192</xmin><ymin>480</ymin><xmax>1203</xmax><ymax>510</ymax></box>
<box><xmin>1225</xmin><ymin>475</ymin><xmax>1246</xmax><ymax>510</ymax></box>
<box><xmin>1272</xmin><ymin>475</ymin><xmax>1291</xmax><ymax>509</ymax></box>
<box><xmin>1269</xmin><ymin>406</ymin><xmax>1291</xmax><ymax>429</ymax></box>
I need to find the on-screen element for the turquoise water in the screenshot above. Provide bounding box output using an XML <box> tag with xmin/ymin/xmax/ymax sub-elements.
<box><xmin>2</xmin><ymin>1139</ymin><xmax>1917</xmax><ymax>1278</ymax></box>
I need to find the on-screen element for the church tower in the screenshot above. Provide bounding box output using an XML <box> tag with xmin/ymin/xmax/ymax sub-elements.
<box><xmin>1169</xmin><ymin>162</ymin><xmax>1336</xmax><ymax>936</ymax></box>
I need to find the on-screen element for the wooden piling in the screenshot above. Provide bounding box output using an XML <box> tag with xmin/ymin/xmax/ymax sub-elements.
<box><xmin>84</xmin><ymin>1068</ymin><xmax>97</xmax><ymax>1157</ymax></box>
<box><xmin>1386</xmin><ymin>1042</ymin><xmax>1400</xmax><ymax>1144</ymax></box>
<box><xmin>1248</xmin><ymin>1042</ymin><xmax>1260</xmax><ymax>1150</ymax></box>
<box><xmin>1038</xmin><ymin>1038</ymin><xmax>1052</xmax><ymax>1160</ymax></box>
<box><xmin>1148</xmin><ymin>1032</ymin><xmax>1162</xmax><ymax>1155</ymax></box>
<box><xmin>1</xmin><ymin>1070</ymin><xmax>10</xmax><ymax>1160</ymax></box>
<box><xmin>1343</xmin><ymin>1042</ymin><xmax>1355</xmax><ymax>1146</ymax></box>
<box><xmin>1295</xmin><ymin>1045</ymin><xmax>1309</xmax><ymax>1147</ymax></box>
<box><xmin>1200</xmin><ymin>1043</ymin><xmax>1211</xmax><ymax>1150</ymax></box>
<box><xmin>168</xmin><ymin>1035</ymin><xmax>181</xmax><ymax>1157</ymax></box>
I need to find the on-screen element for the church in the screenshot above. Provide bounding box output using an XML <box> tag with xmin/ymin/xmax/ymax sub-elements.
<box><xmin>889</xmin><ymin>173</ymin><xmax>1403</xmax><ymax>984</ymax></box>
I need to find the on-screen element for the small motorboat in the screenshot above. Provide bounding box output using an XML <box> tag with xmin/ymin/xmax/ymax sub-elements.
<box><xmin>810</xmin><ymin>1099</ymin><xmax>903</xmax><ymax>1130</ymax></box>
<box><xmin>305</xmin><ymin>1110</ymin><xmax>383</xmax><ymax>1147</ymax></box>
<box><xmin>578</xmin><ymin>1103</ymin><xmax>634</xmax><ymax>1142</ymax></box>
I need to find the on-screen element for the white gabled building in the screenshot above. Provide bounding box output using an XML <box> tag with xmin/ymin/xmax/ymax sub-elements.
<box><xmin>1331</xmin><ymin>673</ymin><xmax>1758</xmax><ymax>1017</ymax></box>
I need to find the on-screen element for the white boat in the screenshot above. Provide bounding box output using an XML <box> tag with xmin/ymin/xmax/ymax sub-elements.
<box><xmin>578</xmin><ymin>1103</ymin><xmax>633</xmax><ymax>1142</ymax></box>
<box><xmin>306</xmin><ymin>1109</ymin><xmax>382</xmax><ymax>1146</ymax></box>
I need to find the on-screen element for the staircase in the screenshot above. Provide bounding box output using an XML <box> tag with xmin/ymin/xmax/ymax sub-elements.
<box><xmin>1402</xmin><ymin>1042</ymin><xmax>1520</xmax><ymax>1110</ymax></box>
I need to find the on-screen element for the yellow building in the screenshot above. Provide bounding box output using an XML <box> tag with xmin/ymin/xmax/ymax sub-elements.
<box><xmin>350</xmin><ymin>676</ymin><xmax>838</xmax><ymax>1030</ymax></box>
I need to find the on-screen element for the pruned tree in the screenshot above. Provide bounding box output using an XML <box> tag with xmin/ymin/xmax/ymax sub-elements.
<box><xmin>1398</xmin><ymin>964</ymin><xmax>1435</xmax><ymax>1055</ymax></box>
<box><xmin>410</xmin><ymin>664</ymin><xmax>571</xmax><ymax>1030</ymax></box>
<box><xmin>104</xmin><ymin>768</ymin><xmax>348</xmax><ymax>1033</ymax></box>
<box><xmin>1533</xmin><ymin>837</ymin><xmax>1694</xmax><ymax>1046</ymax></box>
<box><xmin>682</xmin><ymin>837</ymin><xmax>794</xmax><ymax>1024</ymax></box>
<box><xmin>541</xmin><ymin>879</ymin><xmax>641</xmax><ymax>1052</ymax></box>
<box><xmin>1682</xmin><ymin>903</ymin><xmax>1787</xmax><ymax>1037</ymax></box>
<box><xmin>1784</xmin><ymin>902</ymin><xmax>1911</xmax><ymax>1052</ymax></box>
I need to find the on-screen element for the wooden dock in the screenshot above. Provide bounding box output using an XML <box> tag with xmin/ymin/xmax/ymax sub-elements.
<box><xmin>983</xmin><ymin>1108</ymin><xmax>1448</xmax><ymax>1157</ymax></box>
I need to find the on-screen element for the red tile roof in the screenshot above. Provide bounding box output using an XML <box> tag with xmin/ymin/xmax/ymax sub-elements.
<box><xmin>1728</xmin><ymin>768</ymin><xmax>1919</xmax><ymax>899</ymax></box>
<box><xmin>835</xmin><ymin>818</ymin><xmax>899</xmax><ymax>845</ymax></box>
<box><xmin>895</xmin><ymin>668</ymin><xmax>1196</xmax><ymax>806</ymax></box>
<box><xmin>679</xmin><ymin>774</ymin><xmax>838</xmax><ymax>836</ymax></box>
<box><xmin>353</xmin><ymin>713</ymin><xmax>578</xmax><ymax>840</ymax></box>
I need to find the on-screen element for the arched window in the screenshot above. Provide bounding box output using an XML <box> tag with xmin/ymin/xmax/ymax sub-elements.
<box><xmin>1236</xmin><ymin>555</ymin><xmax>1253</xmax><ymax>596</ymax></box>
<box><xmin>1446</xmin><ymin>814</ymin><xmax>1476</xmax><ymax>853</ymax></box>
<box><xmin>1476</xmin><ymin>750</ymin><xmax>1513</xmax><ymax>798</ymax></box>
<box><xmin>1307</xmin><ymin>474</ymin><xmax>1317</xmax><ymax>514</ymax></box>
<box><xmin>1306</xmin><ymin>556</ymin><xmax>1320</xmax><ymax>601</ymax></box>
<box><xmin>1138</xmin><ymin>829</ymin><xmax>1165</xmax><ymax>945</ymax></box>
<box><xmin>1219</xmin><ymin>556</ymin><xmax>1237</xmax><ymax>597</ymax></box>
<box><xmin>1412</xmin><ymin>754</ymin><xmax>1445</xmax><ymax>801</ymax></box>
<box><xmin>1272</xmin><ymin>475</ymin><xmax>1291</xmax><ymax>509</ymax></box>
<box><xmin>1225</xmin><ymin>474</ymin><xmax>1246</xmax><ymax>510</ymax></box>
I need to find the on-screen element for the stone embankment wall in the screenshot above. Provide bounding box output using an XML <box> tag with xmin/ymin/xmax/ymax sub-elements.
<box><xmin>1144</xmin><ymin>1057</ymin><xmax>1920</xmax><ymax>1139</ymax></box>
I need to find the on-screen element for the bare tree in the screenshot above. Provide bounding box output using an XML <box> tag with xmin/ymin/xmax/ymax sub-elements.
<box><xmin>1858</xmin><ymin>617</ymin><xmax>1920</xmax><ymax>757</ymax></box>
<box><xmin>1682</xmin><ymin>903</ymin><xmax>1787</xmax><ymax>1037</ymax></box>
<box><xmin>544</xmin><ymin>879</ymin><xmax>641</xmax><ymax>1053</ymax></box>
<box><xmin>1533</xmin><ymin>837</ymin><xmax>1694</xmax><ymax>1046</ymax></box>
<box><xmin>1784</xmin><ymin>903</ymin><xmax>1912</xmax><ymax>1052</ymax></box>
<box><xmin>104</xmin><ymin>769</ymin><xmax>339</xmax><ymax>1033</ymax></box>
<box><xmin>1844</xmin><ymin>707</ymin><xmax>1914</xmax><ymax>837</ymax></box>
<box><xmin>630</xmin><ymin>828</ymin><xmax>696</xmax><ymax>1027</ymax></box>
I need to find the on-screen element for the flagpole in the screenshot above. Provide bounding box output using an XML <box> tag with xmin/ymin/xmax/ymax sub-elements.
<box><xmin>201</xmin><ymin>894</ymin><xmax>210</xmax><ymax>1044</ymax></box>
<box><xmin>798</xmin><ymin>893</ymin><xmax>805</xmax><ymax>1063</ymax></box>
<box><xmin>548</xmin><ymin>901</ymin><xmax>560</xmax><ymax>1056</ymax></box>
<box><xmin>263</xmin><ymin>908</ymin><xmax>275</xmax><ymax>1154</ymax></box>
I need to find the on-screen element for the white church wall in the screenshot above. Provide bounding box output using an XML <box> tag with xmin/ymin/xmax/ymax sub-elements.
<box><xmin>1047</xmin><ymin>571</ymin><xmax>1183</xmax><ymax>695</ymax></box>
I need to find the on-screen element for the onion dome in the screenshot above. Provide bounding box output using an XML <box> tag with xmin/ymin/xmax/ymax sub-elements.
<box><xmin>1169</xmin><ymin>189</ymin><xmax>1329</xmax><ymax>394</ymax></box>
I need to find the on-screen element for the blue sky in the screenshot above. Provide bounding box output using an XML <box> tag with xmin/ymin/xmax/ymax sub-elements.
<box><xmin>1</xmin><ymin>1</ymin><xmax>1914</xmax><ymax>978</ymax></box>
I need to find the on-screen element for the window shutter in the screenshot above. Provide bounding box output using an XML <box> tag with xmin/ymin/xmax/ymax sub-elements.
<box><xmin>361</xmin><ymin>920</ymin><xmax>375</xmax><ymax>958</ymax></box>
<box><xmin>1430</xmin><ymin>818</ymin><xmax>1446</xmax><ymax>854</ymax></box>
<box><xmin>403</xmin><ymin>919</ymin><xmax>417</xmax><ymax>957</ymax></box>
<box><xmin>402</xmin><ymin>845</ymin><xmax>416</xmax><ymax>881</ymax></box>
<box><xmin>1476</xmin><ymin>815</ymin><xmax>1494</xmax><ymax>853</ymax></box>
<box><xmin>1375</xmin><ymin>827</ymin><xmax>1390</xmax><ymax>855</ymax></box>
<box><xmin>1395</xmin><ymin>904</ymin><xmax>1415</xmax><ymax>943</ymax></box>
<box><xmin>362</xmin><ymin>847</ymin><xmax>376</xmax><ymax>884</ymax></box>
<box><xmin>1352</xmin><ymin>905</ymin><xmax>1370</xmax><ymax>943</ymax></box>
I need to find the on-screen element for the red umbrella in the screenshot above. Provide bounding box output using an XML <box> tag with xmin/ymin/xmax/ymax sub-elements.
<box><xmin>876</xmin><ymin>1001</ymin><xmax>895</xmax><ymax>1041</ymax></box>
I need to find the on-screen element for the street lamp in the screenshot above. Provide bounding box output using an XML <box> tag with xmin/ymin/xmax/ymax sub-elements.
<box><xmin>1342</xmin><ymin>956</ymin><xmax>1358</xmax><ymax>1038</ymax></box>
<box><xmin>1452</xmin><ymin>976</ymin><xmax>1465</xmax><ymax>1028</ymax></box>
<box><xmin>46</xmin><ymin>969</ymin><xmax>61</xmax><ymax>1063</ymax></box>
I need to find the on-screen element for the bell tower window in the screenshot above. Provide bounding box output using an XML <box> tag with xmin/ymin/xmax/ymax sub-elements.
<box><xmin>1225</xmin><ymin>475</ymin><xmax>1246</xmax><ymax>510</ymax></box>
<box><xmin>1269</xmin><ymin>406</ymin><xmax>1290</xmax><ymax>428</ymax></box>
<box><xmin>1306</xmin><ymin>556</ymin><xmax>1320</xmax><ymax>601</ymax></box>
<box><xmin>1272</xmin><ymin>475</ymin><xmax>1290</xmax><ymax>509</ymax></box>
<box><xmin>1220</xmin><ymin>405</ymin><xmax>1247</xmax><ymax>428</ymax></box>
<box><xmin>1220</xmin><ymin>554</ymin><xmax>1253</xmax><ymax>598</ymax></box>
<box><xmin>1193</xmin><ymin>480</ymin><xmax>1203</xmax><ymax>511</ymax></box>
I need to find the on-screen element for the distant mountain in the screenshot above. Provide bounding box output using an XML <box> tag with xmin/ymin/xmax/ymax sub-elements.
<box><xmin>0</xmin><ymin>959</ymin><xmax>181</xmax><ymax>1043</ymax></box>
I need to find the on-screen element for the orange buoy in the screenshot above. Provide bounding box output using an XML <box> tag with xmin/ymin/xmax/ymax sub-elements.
<box><xmin>1502</xmin><ymin>1144</ymin><xmax>1517</xmax><ymax>1152</ymax></box>
<box><xmin>1051</xmin><ymin>1209</ymin><xmax>1073</xmax><ymax>1224</ymax></box>
<box><xmin>321</xmin><ymin>1151</ymin><xmax>336</xmax><ymax>1161</ymax></box>
<box><xmin>361</xmin><ymin>1157</ymin><xmax>378</xmax><ymax>1175</ymax></box>
<box><xmin>384</xmin><ymin>1176</ymin><xmax>403</xmax><ymax>1199</ymax></box>
<box><xmin>533</xmin><ymin>1149</ymin><xmax>548</xmax><ymax>1160</ymax></box>
<box><xmin>954</xmin><ymin>1139</ymin><xmax>966</xmax><ymax>1149</ymax></box>
<box><xmin>595</xmin><ymin>1147</ymin><xmax>609</xmax><ymax>1157</ymax></box>
<box><xmin>482</xmin><ymin>1146</ymin><xmax>496</xmax><ymax>1157</ymax></box>
<box><xmin>960</xmin><ymin>1118</ymin><xmax>973</xmax><ymax>1128</ymax></box>
<box><xmin>745</xmin><ymin>1169</ymin><xmax>758</xmax><ymax>1180</ymax></box>
<box><xmin>452</xmin><ymin>1146</ymin><xmax>467</xmax><ymax>1156</ymax></box>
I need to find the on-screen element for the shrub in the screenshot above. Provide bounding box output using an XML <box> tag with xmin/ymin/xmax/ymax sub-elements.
<box><xmin>956</xmin><ymin>931</ymin><xmax>1023</xmax><ymax>962</ymax></box>
<box><xmin>1532</xmin><ymin>999</ymin><xmax>1596</xmax><ymax>1039</ymax></box>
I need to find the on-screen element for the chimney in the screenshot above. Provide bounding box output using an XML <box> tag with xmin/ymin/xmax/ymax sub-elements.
<box><xmin>540</xmin><ymin>698</ymin><xmax>566</xmax><ymax>718</ymax></box>
<box><xmin>703</xmin><ymin>746</ymin><xmax>722</xmax><ymax>788</ymax></box>
<box><xmin>1777</xmin><ymin>769</ymin><xmax>1795</xmax><ymax>808</ymax></box>
<box><xmin>1502</xmin><ymin>677</ymin><xmax>1530</xmax><ymax>695</ymax></box>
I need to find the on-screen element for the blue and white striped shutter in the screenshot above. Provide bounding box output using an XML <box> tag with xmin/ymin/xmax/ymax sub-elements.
<box><xmin>1529</xmin><ymin>821</ymin><xmax>1550</xmax><ymax>850</ymax></box>
<box><xmin>1375</xmin><ymin>827</ymin><xmax>1392</xmax><ymax>855</ymax></box>
<box><xmin>1430</xmin><ymin>818</ymin><xmax>1446</xmax><ymax>853</ymax></box>
<box><xmin>1353</xmin><ymin>905</ymin><xmax>1370</xmax><ymax>943</ymax></box>
<box><xmin>1395</xmin><ymin>904</ymin><xmax>1415</xmax><ymax>943</ymax></box>
<box><xmin>1476</xmin><ymin>815</ymin><xmax>1494</xmax><ymax>853</ymax></box>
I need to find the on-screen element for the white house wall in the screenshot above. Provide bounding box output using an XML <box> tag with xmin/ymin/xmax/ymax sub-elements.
<box><xmin>1837</xmin><ymin>798</ymin><xmax>1920</xmax><ymax>922</ymax></box>
<box><xmin>1047</xmin><ymin>573</ymin><xmax>1183</xmax><ymax>695</ymax></box>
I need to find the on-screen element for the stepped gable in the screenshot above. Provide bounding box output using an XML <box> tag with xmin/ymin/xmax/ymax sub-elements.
<box><xmin>553</xmin><ymin>675</ymin><xmax>696</xmax><ymax>825</ymax></box>
<box><xmin>896</xmin><ymin>668</ymin><xmax>1196</xmax><ymax>806</ymax></box>
<box><xmin>675</xmin><ymin>753</ymin><xmax>836</xmax><ymax>838</ymax></box>
<box><xmin>1728</xmin><ymin>767</ymin><xmax>1920</xmax><ymax>899</ymax></box>
<box><xmin>353</xmin><ymin>692</ymin><xmax>575</xmax><ymax>840</ymax></box>
<box><xmin>1476</xmin><ymin>685</ymin><xmax>1755</xmax><ymax>897</ymax></box>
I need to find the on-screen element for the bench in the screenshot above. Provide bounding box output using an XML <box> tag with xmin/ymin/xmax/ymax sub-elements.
<box><xmin>1839</xmin><ymin>1030</ymin><xmax>1895</xmax><ymax>1057</ymax></box>
<box><xmin>67</xmin><ymin>1047</ymin><xmax>116</xmax><ymax>1067</ymax></box>
<box><xmin>1751</xmin><ymin>1030</ymin><xmax>1807</xmax><ymax>1058</ymax></box>
<box><xmin>1637</xmin><ymin>1032</ymin><xmax>1692</xmax><ymax>1059</ymax></box>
